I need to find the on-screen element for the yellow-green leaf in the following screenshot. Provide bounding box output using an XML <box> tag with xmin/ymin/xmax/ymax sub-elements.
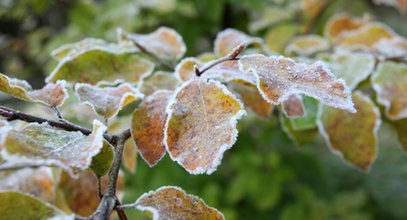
<box><xmin>139</xmin><ymin>71</ymin><xmax>181</xmax><ymax>96</ymax></box>
<box><xmin>285</xmin><ymin>35</ymin><xmax>330</xmax><ymax>56</ymax></box>
<box><xmin>317</xmin><ymin>91</ymin><xmax>381</xmax><ymax>172</ymax></box>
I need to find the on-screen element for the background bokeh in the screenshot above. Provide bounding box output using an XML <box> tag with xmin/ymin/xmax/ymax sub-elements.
<box><xmin>1</xmin><ymin>0</ymin><xmax>407</xmax><ymax>219</ymax></box>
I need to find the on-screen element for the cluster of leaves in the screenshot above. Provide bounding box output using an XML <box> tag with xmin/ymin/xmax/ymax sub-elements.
<box><xmin>0</xmin><ymin>0</ymin><xmax>407</xmax><ymax>219</ymax></box>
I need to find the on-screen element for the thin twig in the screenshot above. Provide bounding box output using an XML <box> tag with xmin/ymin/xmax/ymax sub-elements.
<box><xmin>115</xmin><ymin>204</ymin><xmax>135</xmax><ymax>210</ymax></box>
<box><xmin>97</xmin><ymin>177</ymin><xmax>103</xmax><ymax>199</ymax></box>
<box><xmin>130</xmin><ymin>40</ymin><xmax>175</xmax><ymax>71</ymax></box>
<box><xmin>195</xmin><ymin>42</ymin><xmax>246</xmax><ymax>76</ymax></box>
<box><xmin>51</xmin><ymin>106</ymin><xmax>63</xmax><ymax>120</ymax></box>
<box><xmin>0</xmin><ymin>105</ymin><xmax>117</xmax><ymax>145</ymax></box>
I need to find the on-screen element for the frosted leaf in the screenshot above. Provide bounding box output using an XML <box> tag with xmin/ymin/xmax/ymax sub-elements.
<box><xmin>228</xmin><ymin>82</ymin><xmax>274</xmax><ymax>119</ymax></box>
<box><xmin>50</xmin><ymin>38</ymin><xmax>135</xmax><ymax>61</ymax></box>
<box><xmin>139</xmin><ymin>71</ymin><xmax>181</xmax><ymax>96</ymax></box>
<box><xmin>202</xmin><ymin>60</ymin><xmax>257</xmax><ymax>85</ymax></box>
<box><xmin>371</xmin><ymin>61</ymin><xmax>407</xmax><ymax>120</ymax></box>
<box><xmin>175</xmin><ymin>57</ymin><xmax>203</xmax><ymax>81</ymax></box>
<box><xmin>288</xmin><ymin>96</ymin><xmax>319</xmax><ymax>131</ymax></box>
<box><xmin>324</xmin><ymin>14</ymin><xmax>368</xmax><ymax>39</ymax></box>
<box><xmin>89</xmin><ymin>141</ymin><xmax>113</xmax><ymax>177</ymax></box>
<box><xmin>119</xmin><ymin>27</ymin><xmax>186</xmax><ymax>61</ymax></box>
<box><xmin>164</xmin><ymin>79</ymin><xmax>245</xmax><ymax>174</ymax></box>
<box><xmin>285</xmin><ymin>35</ymin><xmax>330</xmax><ymax>56</ymax></box>
<box><xmin>47</xmin><ymin>49</ymin><xmax>154</xmax><ymax>85</ymax></box>
<box><xmin>132</xmin><ymin>90</ymin><xmax>173</xmax><ymax>167</ymax></box>
<box><xmin>0</xmin><ymin>73</ymin><xmax>68</xmax><ymax>107</ymax></box>
<box><xmin>238</xmin><ymin>54</ymin><xmax>355</xmax><ymax>113</ymax></box>
<box><xmin>317</xmin><ymin>91</ymin><xmax>381</xmax><ymax>172</ymax></box>
<box><xmin>1</xmin><ymin>120</ymin><xmax>106</xmax><ymax>178</ymax></box>
<box><xmin>265</xmin><ymin>23</ymin><xmax>299</xmax><ymax>53</ymax></box>
<box><xmin>336</xmin><ymin>23</ymin><xmax>396</xmax><ymax>49</ymax></box>
<box><xmin>58</xmin><ymin>170</ymin><xmax>124</xmax><ymax>216</ymax></box>
<box><xmin>134</xmin><ymin>186</ymin><xmax>224</xmax><ymax>220</ymax></box>
<box><xmin>75</xmin><ymin>83</ymin><xmax>143</xmax><ymax>118</ymax></box>
<box><xmin>214</xmin><ymin>28</ymin><xmax>263</xmax><ymax>57</ymax></box>
<box><xmin>122</xmin><ymin>138</ymin><xmax>138</xmax><ymax>173</ymax></box>
<box><xmin>0</xmin><ymin>167</ymin><xmax>54</xmax><ymax>202</ymax></box>
<box><xmin>279</xmin><ymin>113</ymin><xmax>318</xmax><ymax>146</ymax></box>
<box><xmin>325</xmin><ymin>49</ymin><xmax>376</xmax><ymax>90</ymax></box>
<box><xmin>372</xmin><ymin>0</ymin><xmax>407</xmax><ymax>14</ymax></box>
<box><xmin>0</xmin><ymin>192</ymin><xmax>73</xmax><ymax>220</ymax></box>
<box><xmin>373</xmin><ymin>37</ymin><xmax>407</xmax><ymax>60</ymax></box>
<box><xmin>281</xmin><ymin>94</ymin><xmax>306</xmax><ymax>118</ymax></box>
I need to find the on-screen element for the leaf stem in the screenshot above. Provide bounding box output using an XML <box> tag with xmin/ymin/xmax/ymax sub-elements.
<box><xmin>131</xmin><ymin>40</ymin><xmax>175</xmax><ymax>71</ymax></box>
<box><xmin>195</xmin><ymin>42</ymin><xmax>246</xmax><ymax>76</ymax></box>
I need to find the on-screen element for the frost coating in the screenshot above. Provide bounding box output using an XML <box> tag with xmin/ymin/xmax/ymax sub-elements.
<box><xmin>326</xmin><ymin>49</ymin><xmax>376</xmax><ymax>90</ymax></box>
<box><xmin>1</xmin><ymin>120</ymin><xmax>107</xmax><ymax>178</ymax></box>
<box><xmin>0</xmin><ymin>73</ymin><xmax>68</xmax><ymax>107</ymax></box>
<box><xmin>317</xmin><ymin>91</ymin><xmax>381</xmax><ymax>172</ymax></box>
<box><xmin>214</xmin><ymin>28</ymin><xmax>264</xmax><ymax>56</ymax></box>
<box><xmin>132</xmin><ymin>90</ymin><xmax>173</xmax><ymax>167</ymax></box>
<box><xmin>164</xmin><ymin>78</ymin><xmax>246</xmax><ymax>174</ymax></box>
<box><xmin>120</xmin><ymin>27</ymin><xmax>187</xmax><ymax>61</ymax></box>
<box><xmin>75</xmin><ymin>83</ymin><xmax>143</xmax><ymax>118</ymax></box>
<box><xmin>238</xmin><ymin>54</ymin><xmax>356</xmax><ymax>113</ymax></box>
<box><xmin>139</xmin><ymin>71</ymin><xmax>181</xmax><ymax>96</ymax></box>
<box><xmin>373</xmin><ymin>37</ymin><xmax>407</xmax><ymax>60</ymax></box>
<box><xmin>371</xmin><ymin>61</ymin><xmax>407</xmax><ymax>120</ymax></box>
<box><xmin>135</xmin><ymin>186</ymin><xmax>225</xmax><ymax>220</ymax></box>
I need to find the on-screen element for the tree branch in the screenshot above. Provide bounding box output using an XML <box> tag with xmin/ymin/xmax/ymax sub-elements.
<box><xmin>0</xmin><ymin>105</ymin><xmax>118</xmax><ymax>144</ymax></box>
<box><xmin>195</xmin><ymin>42</ymin><xmax>246</xmax><ymax>77</ymax></box>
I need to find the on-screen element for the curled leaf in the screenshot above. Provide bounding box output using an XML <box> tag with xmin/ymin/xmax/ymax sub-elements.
<box><xmin>47</xmin><ymin>49</ymin><xmax>154</xmax><ymax>85</ymax></box>
<box><xmin>1</xmin><ymin>120</ymin><xmax>106</xmax><ymax>177</ymax></box>
<box><xmin>135</xmin><ymin>186</ymin><xmax>224</xmax><ymax>220</ymax></box>
<box><xmin>0</xmin><ymin>192</ymin><xmax>73</xmax><ymax>220</ymax></box>
<box><xmin>175</xmin><ymin>57</ymin><xmax>203</xmax><ymax>81</ymax></box>
<box><xmin>0</xmin><ymin>167</ymin><xmax>54</xmax><ymax>202</ymax></box>
<box><xmin>371</xmin><ymin>61</ymin><xmax>407</xmax><ymax>120</ymax></box>
<box><xmin>132</xmin><ymin>90</ymin><xmax>173</xmax><ymax>167</ymax></box>
<box><xmin>281</xmin><ymin>94</ymin><xmax>306</xmax><ymax>118</ymax></box>
<box><xmin>317</xmin><ymin>92</ymin><xmax>381</xmax><ymax>172</ymax></box>
<box><xmin>139</xmin><ymin>71</ymin><xmax>181</xmax><ymax>96</ymax></box>
<box><xmin>165</xmin><ymin>79</ymin><xmax>245</xmax><ymax>174</ymax></box>
<box><xmin>214</xmin><ymin>28</ymin><xmax>263</xmax><ymax>57</ymax></box>
<box><xmin>75</xmin><ymin>83</ymin><xmax>143</xmax><ymax>118</ymax></box>
<box><xmin>120</xmin><ymin>27</ymin><xmax>186</xmax><ymax>61</ymax></box>
<box><xmin>238</xmin><ymin>54</ymin><xmax>355</xmax><ymax>112</ymax></box>
<box><xmin>373</xmin><ymin>37</ymin><xmax>407</xmax><ymax>59</ymax></box>
<box><xmin>0</xmin><ymin>73</ymin><xmax>68</xmax><ymax>107</ymax></box>
<box><xmin>285</xmin><ymin>35</ymin><xmax>330</xmax><ymax>56</ymax></box>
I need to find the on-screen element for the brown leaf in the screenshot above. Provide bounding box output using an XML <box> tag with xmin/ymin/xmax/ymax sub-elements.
<box><xmin>165</xmin><ymin>79</ymin><xmax>245</xmax><ymax>174</ymax></box>
<box><xmin>135</xmin><ymin>186</ymin><xmax>224</xmax><ymax>220</ymax></box>
<box><xmin>281</xmin><ymin>94</ymin><xmax>306</xmax><ymax>118</ymax></box>
<box><xmin>132</xmin><ymin>90</ymin><xmax>173</xmax><ymax>167</ymax></box>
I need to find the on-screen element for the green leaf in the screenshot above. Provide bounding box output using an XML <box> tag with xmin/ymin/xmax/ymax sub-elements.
<box><xmin>0</xmin><ymin>73</ymin><xmax>68</xmax><ymax>107</ymax></box>
<box><xmin>371</xmin><ymin>61</ymin><xmax>407</xmax><ymax>120</ymax></box>
<box><xmin>317</xmin><ymin>91</ymin><xmax>381</xmax><ymax>172</ymax></box>
<box><xmin>391</xmin><ymin>118</ymin><xmax>407</xmax><ymax>152</ymax></box>
<box><xmin>0</xmin><ymin>191</ymin><xmax>73</xmax><ymax>220</ymax></box>
<box><xmin>2</xmin><ymin>120</ymin><xmax>106</xmax><ymax>177</ymax></box>
<box><xmin>289</xmin><ymin>96</ymin><xmax>319</xmax><ymax>131</ymax></box>
<box><xmin>279</xmin><ymin>113</ymin><xmax>318</xmax><ymax>146</ymax></box>
<box><xmin>47</xmin><ymin>49</ymin><xmax>154</xmax><ymax>85</ymax></box>
<box><xmin>265</xmin><ymin>23</ymin><xmax>299</xmax><ymax>53</ymax></box>
<box><xmin>139</xmin><ymin>71</ymin><xmax>181</xmax><ymax>96</ymax></box>
<box><xmin>89</xmin><ymin>141</ymin><xmax>113</xmax><ymax>177</ymax></box>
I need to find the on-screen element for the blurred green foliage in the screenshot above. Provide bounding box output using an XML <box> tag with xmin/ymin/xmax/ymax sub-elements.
<box><xmin>1</xmin><ymin>0</ymin><xmax>407</xmax><ymax>219</ymax></box>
